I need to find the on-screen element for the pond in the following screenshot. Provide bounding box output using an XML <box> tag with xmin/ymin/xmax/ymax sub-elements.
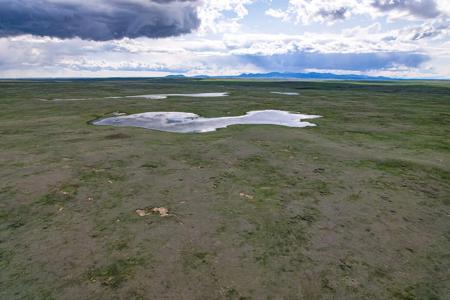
<box><xmin>92</xmin><ymin>110</ymin><xmax>321</xmax><ymax>133</ymax></box>
<box><xmin>271</xmin><ymin>92</ymin><xmax>299</xmax><ymax>96</ymax></box>
<box><xmin>119</xmin><ymin>92</ymin><xmax>229</xmax><ymax>99</ymax></box>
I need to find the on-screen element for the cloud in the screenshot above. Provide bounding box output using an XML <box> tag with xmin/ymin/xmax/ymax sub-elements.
<box><xmin>402</xmin><ymin>22</ymin><xmax>450</xmax><ymax>40</ymax></box>
<box><xmin>221</xmin><ymin>31</ymin><xmax>422</xmax><ymax>56</ymax></box>
<box><xmin>239</xmin><ymin>51</ymin><xmax>429</xmax><ymax>72</ymax></box>
<box><xmin>372</xmin><ymin>0</ymin><xmax>440</xmax><ymax>19</ymax></box>
<box><xmin>197</xmin><ymin>0</ymin><xmax>255</xmax><ymax>33</ymax></box>
<box><xmin>0</xmin><ymin>0</ymin><xmax>200</xmax><ymax>41</ymax></box>
<box><xmin>266</xmin><ymin>0</ymin><xmax>448</xmax><ymax>24</ymax></box>
<box><xmin>0</xmin><ymin>29</ymin><xmax>432</xmax><ymax>78</ymax></box>
<box><xmin>317</xmin><ymin>7</ymin><xmax>349</xmax><ymax>21</ymax></box>
<box><xmin>265</xmin><ymin>8</ymin><xmax>290</xmax><ymax>20</ymax></box>
<box><xmin>341</xmin><ymin>20</ymin><xmax>450</xmax><ymax>42</ymax></box>
<box><xmin>268</xmin><ymin>0</ymin><xmax>361</xmax><ymax>24</ymax></box>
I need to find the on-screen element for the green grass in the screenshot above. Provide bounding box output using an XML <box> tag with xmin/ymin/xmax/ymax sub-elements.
<box><xmin>182</xmin><ymin>250</ymin><xmax>213</xmax><ymax>271</ymax></box>
<box><xmin>87</xmin><ymin>257</ymin><xmax>145</xmax><ymax>288</ymax></box>
<box><xmin>0</xmin><ymin>78</ymin><xmax>449</xmax><ymax>299</ymax></box>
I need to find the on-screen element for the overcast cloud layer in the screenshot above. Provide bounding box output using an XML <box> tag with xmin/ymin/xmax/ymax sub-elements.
<box><xmin>0</xmin><ymin>0</ymin><xmax>200</xmax><ymax>40</ymax></box>
<box><xmin>0</xmin><ymin>0</ymin><xmax>449</xmax><ymax>78</ymax></box>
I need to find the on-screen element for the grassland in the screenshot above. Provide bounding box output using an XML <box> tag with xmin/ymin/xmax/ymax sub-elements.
<box><xmin>0</xmin><ymin>78</ymin><xmax>449</xmax><ymax>299</ymax></box>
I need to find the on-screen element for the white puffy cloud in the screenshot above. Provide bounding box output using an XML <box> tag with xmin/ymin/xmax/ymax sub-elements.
<box><xmin>265</xmin><ymin>8</ymin><xmax>290</xmax><ymax>20</ymax></box>
<box><xmin>197</xmin><ymin>0</ymin><xmax>256</xmax><ymax>33</ymax></box>
<box><xmin>266</xmin><ymin>0</ymin><xmax>449</xmax><ymax>24</ymax></box>
<box><xmin>266</xmin><ymin>0</ymin><xmax>366</xmax><ymax>24</ymax></box>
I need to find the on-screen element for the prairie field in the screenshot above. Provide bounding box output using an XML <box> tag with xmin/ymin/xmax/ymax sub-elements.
<box><xmin>0</xmin><ymin>79</ymin><xmax>449</xmax><ymax>299</ymax></box>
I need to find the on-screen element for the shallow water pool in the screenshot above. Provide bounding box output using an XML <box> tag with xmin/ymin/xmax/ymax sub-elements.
<box><xmin>92</xmin><ymin>110</ymin><xmax>321</xmax><ymax>133</ymax></box>
<box><xmin>271</xmin><ymin>92</ymin><xmax>299</xmax><ymax>96</ymax></box>
<box><xmin>107</xmin><ymin>92</ymin><xmax>229</xmax><ymax>100</ymax></box>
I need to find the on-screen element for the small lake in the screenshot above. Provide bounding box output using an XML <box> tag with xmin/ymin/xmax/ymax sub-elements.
<box><xmin>271</xmin><ymin>92</ymin><xmax>299</xmax><ymax>96</ymax></box>
<box><xmin>106</xmin><ymin>92</ymin><xmax>229</xmax><ymax>100</ymax></box>
<box><xmin>92</xmin><ymin>110</ymin><xmax>321</xmax><ymax>133</ymax></box>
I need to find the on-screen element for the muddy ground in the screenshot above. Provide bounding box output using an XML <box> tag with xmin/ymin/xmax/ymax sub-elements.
<box><xmin>0</xmin><ymin>79</ymin><xmax>449</xmax><ymax>299</ymax></box>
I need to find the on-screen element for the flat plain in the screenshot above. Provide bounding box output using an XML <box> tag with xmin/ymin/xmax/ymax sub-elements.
<box><xmin>0</xmin><ymin>79</ymin><xmax>449</xmax><ymax>299</ymax></box>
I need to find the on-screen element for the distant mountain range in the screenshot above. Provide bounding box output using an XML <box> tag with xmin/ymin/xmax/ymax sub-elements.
<box><xmin>167</xmin><ymin>72</ymin><xmax>395</xmax><ymax>80</ymax></box>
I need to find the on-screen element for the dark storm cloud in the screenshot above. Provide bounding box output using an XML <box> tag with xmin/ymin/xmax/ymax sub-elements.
<box><xmin>372</xmin><ymin>0</ymin><xmax>441</xmax><ymax>18</ymax></box>
<box><xmin>0</xmin><ymin>0</ymin><xmax>200</xmax><ymax>41</ymax></box>
<box><xmin>240</xmin><ymin>51</ymin><xmax>429</xmax><ymax>72</ymax></box>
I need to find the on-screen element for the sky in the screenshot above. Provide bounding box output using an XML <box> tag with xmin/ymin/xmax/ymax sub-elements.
<box><xmin>0</xmin><ymin>0</ymin><xmax>449</xmax><ymax>79</ymax></box>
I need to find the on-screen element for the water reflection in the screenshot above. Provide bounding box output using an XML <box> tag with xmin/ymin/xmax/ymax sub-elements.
<box><xmin>271</xmin><ymin>92</ymin><xmax>299</xmax><ymax>96</ymax></box>
<box><xmin>93</xmin><ymin>110</ymin><xmax>321</xmax><ymax>133</ymax></box>
<box><xmin>107</xmin><ymin>92</ymin><xmax>229</xmax><ymax>100</ymax></box>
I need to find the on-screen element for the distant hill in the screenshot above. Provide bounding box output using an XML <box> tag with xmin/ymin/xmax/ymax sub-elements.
<box><xmin>166</xmin><ymin>72</ymin><xmax>395</xmax><ymax>80</ymax></box>
<box><xmin>234</xmin><ymin>72</ymin><xmax>393</xmax><ymax>80</ymax></box>
<box><xmin>165</xmin><ymin>74</ymin><xmax>187</xmax><ymax>79</ymax></box>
